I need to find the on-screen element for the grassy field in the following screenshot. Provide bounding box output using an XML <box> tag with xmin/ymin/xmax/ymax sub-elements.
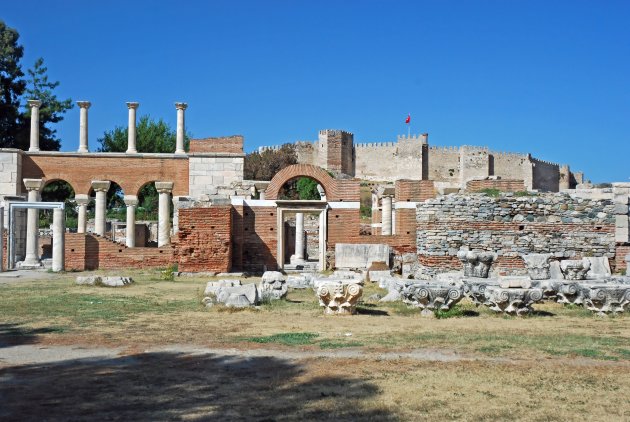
<box><xmin>1</xmin><ymin>269</ymin><xmax>629</xmax><ymax>421</ymax></box>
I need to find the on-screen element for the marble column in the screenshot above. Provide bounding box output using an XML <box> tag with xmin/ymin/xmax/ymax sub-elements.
<box><xmin>175</xmin><ymin>102</ymin><xmax>187</xmax><ymax>154</ymax></box>
<box><xmin>126</xmin><ymin>102</ymin><xmax>139</xmax><ymax>153</ymax></box>
<box><xmin>77</xmin><ymin>101</ymin><xmax>91</xmax><ymax>153</ymax></box>
<box><xmin>91</xmin><ymin>181</ymin><xmax>111</xmax><ymax>236</ymax></box>
<box><xmin>28</xmin><ymin>100</ymin><xmax>42</xmax><ymax>152</ymax></box>
<box><xmin>75</xmin><ymin>194</ymin><xmax>89</xmax><ymax>233</ymax></box>
<box><xmin>52</xmin><ymin>208</ymin><xmax>65</xmax><ymax>272</ymax></box>
<box><xmin>155</xmin><ymin>182</ymin><xmax>174</xmax><ymax>247</ymax></box>
<box><xmin>23</xmin><ymin>178</ymin><xmax>44</xmax><ymax>266</ymax></box>
<box><xmin>295</xmin><ymin>212</ymin><xmax>305</xmax><ymax>261</ymax></box>
<box><xmin>124</xmin><ymin>195</ymin><xmax>138</xmax><ymax>247</ymax></box>
<box><xmin>0</xmin><ymin>206</ymin><xmax>4</xmax><ymax>272</ymax></box>
<box><xmin>381</xmin><ymin>195</ymin><xmax>392</xmax><ymax>236</ymax></box>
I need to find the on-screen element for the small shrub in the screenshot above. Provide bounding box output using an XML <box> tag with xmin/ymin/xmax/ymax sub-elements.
<box><xmin>479</xmin><ymin>188</ymin><xmax>501</xmax><ymax>197</ymax></box>
<box><xmin>514</xmin><ymin>191</ymin><xmax>536</xmax><ymax>197</ymax></box>
<box><xmin>160</xmin><ymin>264</ymin><xmax>178</xmax><ymax>281</ymax></box>
<box><xmin>434</xmin><ymin>306</ymin><xmax>465</xmax><ymax>319</ymax></box>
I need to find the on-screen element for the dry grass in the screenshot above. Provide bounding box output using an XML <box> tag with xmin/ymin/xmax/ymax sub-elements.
<box><xmin>1</xmin><ymin>269</ymin><xmax>629</xmax><ymax>421</ymax></box>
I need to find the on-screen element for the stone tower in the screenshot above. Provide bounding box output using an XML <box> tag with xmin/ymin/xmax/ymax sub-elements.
<box><xmin>317</xmin><ymin>129</ymin><xmax>354</xmax><ymax>176</ymax></box>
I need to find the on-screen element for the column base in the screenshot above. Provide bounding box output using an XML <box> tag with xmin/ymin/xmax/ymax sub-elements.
<box><xmin>17</xmin><ymin>260</ymin><xmax>43</xmax><ymax>269</ymax></box>
<box><xmin>126</xmin><ymin>149</ymin><xmax>137</xmax><ymax>154</ymax></box>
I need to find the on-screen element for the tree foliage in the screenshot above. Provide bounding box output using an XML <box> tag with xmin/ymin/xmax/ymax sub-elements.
<box><xmin>296</xmin><ymin>177</ymin><xmax>320</xmax><ymax>200</ymax></box>
<box><xmin>244</xmin><ymin>144</ymin><xmax>297</xmax><ymax>181</ymax></box>
<box><xmin>97</xmin><ymin>115</ymin><xmax>189</xmax><ymax>153</ymax></box>
<box><xmin>0</xmin><ymin>20</ymin><xmax>26</xmax><ymax>148</ymax></box>
<box><xmin>0</xmin><ymin>21</ymin><xmax>72</xmax><ymax>150</ymax></box>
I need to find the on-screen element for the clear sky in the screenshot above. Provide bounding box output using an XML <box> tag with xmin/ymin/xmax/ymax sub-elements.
<box><xmin>3</xmin><ymin>0</ymin><xmax>629</xmax><ymax>182</ymax></box>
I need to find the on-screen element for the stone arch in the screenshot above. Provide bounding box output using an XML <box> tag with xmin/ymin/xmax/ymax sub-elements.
<box><xmin>41</xmin><ymin>178</ymin><xmax>78</xmax><ymax>198</ymax></box>
<box><xmin>265</xmin><ymin>164</ymin><xmax>335</xmax><ymax>200</ymax></box>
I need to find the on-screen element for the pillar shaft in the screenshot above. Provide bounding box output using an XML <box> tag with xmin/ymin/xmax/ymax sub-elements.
<box><xmin>91</xmin><ymin>181</ymin><xmax>111</xmax><ymax>236</ymax></box>
<box><xmin>124</xmin><ymin>196</ymin><xmax>138</xmax><ymax>248</ymax></box>
<box><xmin>75</xmin><ymin>194</ymin><xmax>89</xmax><ymax>234</ymax></box>
<box><xmin>23</xmin><ymin>179</ymin><xmax>43</xmax><ymax>266</ymax></box>
<box><xmin>77</xmin><ymin>101</ymin><xmax>91</xmax><ymax>153</ymax></box>
<box><xmin>382</xmin><ymin>195</ymin><xmax>392</xmax><ymax>236</ymax></box>
<box><xmin>156</xmin><ymin>182</ymin><xmax>174</xmax><ymax>247</ymax></box>
<box><xmin>175</xmin><ymin>102</ymin><xmax>187</xmax><ymax>154</ymax></box>
<box><xmin>126</xmin><ymin>102</ymin><xmax>139</xmax><ymax>153</ymax></box>
<box><xmin>295</xmin><ymin>212</ymin><xmax>305</xmax><ymax>260</ymax></box>
<box><xmin>52</xmin><ymin>208</ymin><xmax>65</xmax><ymax>272</ymax></box>
<box><xmin>28</xmin><ymin>100</ymin><xmax>42</xmax><ymax>152</ymax></box>
<box><xmin>0</xmin><ymin>206</ymin><xmax>4</xmax><ymax>272</ymax></box>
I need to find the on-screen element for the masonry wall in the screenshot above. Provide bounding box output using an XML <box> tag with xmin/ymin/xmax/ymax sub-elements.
<box><xmin>355</xmin><ymin>136</ymin><xmax>427</xmax><ymax>181</ymax></box>
<box><xmin>491</xmin><ymin>153</ymin><xmax>533</xmax><ymax>190</ymax></box>
<box><xmin>459</xmin><ymin>147</ymin><xmax>490</xmax><ymax>185</ymax></box>
<box><xmin>65</xmin><ymin>233</ymin><xmax>174</xmax><ymax>271</ymax></box>
<box><xmin>189</xmin><ymin>135</ymin><xmax>244</xmax><ymax>154</ymax></box>
<box><xmin>466</xmin><ymin>179</ymin><xmax>526</xmax><ymax>193</ymax></box>
<box><xmin>427</xmin><ymin>147</ymin><xmax>461</xmax><ymax>186</ymax></box>
<box><xmin>532</xmin><ymin>158</ymin><xmax>560</xmax><ymax>192</ymax></box>
<box><xmin>0</xmin><ymin>149</ymin><xmax>22</xmax><ymax>198</ymax></box>
<box><xmin>232</xmin><ymin>205</ymin><xmax>278</xmax><ymax>272</ymax></box>
<box><xmin>416</xmin><ymin>193</ymin><xmax>616</xmax><ymax>277</ymax></box>
<box><xmin>175</xmin><ymin>206</ymin><xmax>232</xmax><ymax>272</ymax></box>
<box><xmin>188</xmin><ymin>155</ymin><xmax>244</xmax><ymax>198</ymax></box>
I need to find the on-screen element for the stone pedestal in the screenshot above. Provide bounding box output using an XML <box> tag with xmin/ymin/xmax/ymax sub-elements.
<box><xmin>402</xmin><ymin>282</ymin><xmax>464</xmax><ymax>312</ymax></box>
<box><xmin>126</xmin><ymin>102</ymin><xmax>139</xmax><ymax>153</ymax></box>
<box><xmin>155</xmin><ymin>181</ymin><xmax>173</xmax><ymax>247</ymax></box>
<box><xmin>52</xmin><ymin>208</ymin><xmax>65</xmax><ymax>272</ymax></box>
<box><xmin>75</xmin><ymin>194</ymin><xmax>89</xmax><ymax>233</ymax></box>
<box><xmin>77</xmin><ymin>101</ymin><xmax>91</xmax><ymax>152</ymax></box>
<box><xmin>457</xmin><ymin>250</ymin><xmax>497</xmax><ymax>278</ymax></box>
<box><xmin>175</xmin><ymin>102</ymin><xmax>187</xmax><ymax>154</ymax></box>
<box><xmin>316</xmin><ymin>280</ymin><xmax>363</xmax><ymax>315</ymax></box>
<box><xmin>28</xmin><ymin>100</ymin><xmax>42</xmax><ymax>152</ymax></box>
<box><xmin>124</xmin><ymin>195</ymin><xmax>138</xmax><ymax>247</ymax></box>
<box><xmin>483</xmin><ymin>286</ymin><xmax>544</xmax><ymax>315</ymax></box>
<box><xmin>91</xmin><ymin>181</ymin><xmax>111</xmax><ymax>236</ymax></box>
<box><xmin>381</xmin><ymin>195</ymin><xmax>392</xmax><ymax>235</ymax></box>
<box><xmin>23</xmin><ymin>178</ymin><xmax>43</xmax><ymax>267</ymax></box>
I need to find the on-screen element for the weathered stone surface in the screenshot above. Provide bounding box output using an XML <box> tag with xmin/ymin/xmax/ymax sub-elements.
<box><xmin>224</xmin><ymin>294</ymin><xmax>253</xmax><ymax>308</ymax></box>
<box><xmin>462</xmin><ymin>278</ymin><xmax>500</xmax><ymax>306</ymax></box>
<box><xmin>483</xmin><ymin>286</ymin><xmax>543</xmax><ymax>315</ymax></box>
<box><xmin>456</xmin><ymin>250</ymin><xmax>497</xmax><ymax>278</ymax></box>
<box><xmin>435</xmin><ymin>271</ymin><xmax>465</xmax><ymax>286</ymax></box>
<box><xmin>585</xmin><ymin>257</ymin><xmax>612</xmax><ymax>279</ymax></box>
<box><xmin>549</xmin><ymin>261</ymin><xmax>563</xmax><ymax>279</ymax></box>
<box><xmin>379</xmin><ymin>277</ymin><xmax>405</xmax><ymax>302</ymax></box>
<box><xmin>204</xmin><ymin>279</ymin><xmax>241</xmax><ymax>296</ymax></box>
<box><xmin>555</xmin><ymin>281</ymin><xmax>583</xmax><ymax>305</ymax></box>
<box><xmin>560</xmin><ymin>259</ymin><xmax>591</xmax><ymax>280</ymax></box>
<box><xmin>204</xmin><ymin>284</ymin><xmax>259</xmax><ymax>307</ymax></box>
<box><xmin>316</xmin><ymin>281</ymin><xmax>363</xmax><ymax>315</ymax></box>
<box><xmin>286</xmin><ymin>274</ymin><xmax>313</xmax><ymax>289</ymax></box>
<box><xmin>76</xmin><ymin>276</ymin><xmax>134</xmax><ymax>287</ymax></box>
<box><xmin>259</xmin><ymin>271</ymin><xmax>288</xmax><ymax>300</ymax></box>
<box><xmin>368</xmin><ymin>269</ymin><xmax>392</xmax><ymax>283</ymax></box>
<box><xmin>522</xmin><ymin>253</ymin><xmax>552</xmax><ymax>280</ymax></box>
<box><xmin>581</xmin><ymin>284</ymin><xmax>630</xmax><ymax>315</ymax></box>
<box><xmin>498</xmin><ymin>276</ymin><xmax>532</xmax><ymax>289</ymax></box>
<box><xmin>401</xmin><ymin>282</ymin><xmax>464</xmax><ymax>311</ymax></box>
<box><xmin>335</xmin><ymin>243</ymin><xmax>390</xmax><ymax>269</ymax></box>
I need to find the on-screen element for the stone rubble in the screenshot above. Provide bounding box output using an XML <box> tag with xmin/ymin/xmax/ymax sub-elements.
<box><xmin>75</xmin><ymin>276</ymin><xmax>134</xmax><ymax>287</ymax></box>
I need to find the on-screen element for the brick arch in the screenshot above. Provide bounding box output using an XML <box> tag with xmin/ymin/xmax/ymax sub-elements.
<box><xmin>265</xmin><ymin>164</ymin><xmax>335</xmax><ymax>200</ymax></box>
<box><xmin>40</xmin><ymin>177</ymin><xmax>78</xmax><ymax>198</ymax></box>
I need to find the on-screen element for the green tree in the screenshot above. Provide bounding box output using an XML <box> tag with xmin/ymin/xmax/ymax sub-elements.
<box><xmin>244</xmin><ymin>144</ymin><xmax>297</xmax><ymax>181</ymax></box>
<box><xmin>0</xmin><ymin>20</ymin><xmax>26</xmax><ymax>148</ymax></box>
<box><xmin>97</xmin><ymin>115</ymin><xmax>189</xmax><ymax>153</ymax></box>
<box><xmin>17</xmin><ymin>58</ymin><xmax>73</xmax><ymax>150</ymax></box>
<box><xmin>296</xmin><ymin>177</ymin><xmax>320</xmax><ymax>200</ymax></box>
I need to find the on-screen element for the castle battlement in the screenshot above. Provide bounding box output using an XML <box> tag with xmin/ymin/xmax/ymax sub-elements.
<box><xmin>319</xmin><ymin>129</ymin><xmax>353</xmax><ymax>136</ymax></box>
<box><xmin>531</xmin><ymin>157</ymin><xmax>560</xmax><ymax>167</ymax></box>
<box><xmin>429</xmin><ymin>146</ymin><xmax>460</xmax><ymax>152</ymax></box>
<box><xmin>397</xmin><ymin>133</ymin><xmax>428</xmax><ymax>144</ymax></box>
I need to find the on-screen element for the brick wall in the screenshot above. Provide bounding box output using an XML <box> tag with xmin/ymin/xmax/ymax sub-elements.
<box><xmin>395</xmin><ymin>180</ymin><xmax>436</xmax><ymax>202</ymax></box>
<box><xmin>466</xmin><ymin>179</ymin><xmax>526</xmax><ymax>193</ymax></box>
<box><xmin>233</xmin><ymin>205</ymin><xmax>278</xmax><ymax>272</ymax></box>
<box><xmin>22</xmin><ymin>153</ymin><xmax>189</xmax><ymax>197</ymax></box>
<box><xmin>189</xmin><ymin>136</ymin><xmax>244</xmax><ymax>154</ymax></box>
<box><xmin>265</xmin><ymin>164</ymin><xmax>360</xmax><ymax>202</ymax></box>
<box><xmin>175</xmin><ymin>206</ymin><xmax>232</xmax><ymax>272</ymax></box>
<box><xmin>615</xmin><ymin>245</ymin><xmax>630</xmax><ymax>272</ymax></box>
<box><xmin>65</xmin><ymin>233</ymin><xmax>174</xmax><ymax>271</ymax></box>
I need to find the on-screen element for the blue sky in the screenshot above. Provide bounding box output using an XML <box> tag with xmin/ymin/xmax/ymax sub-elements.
<box><xmin>3</xmin><ymin>0</ymin><xmax>629</xmax><ymax>182</ymax></box>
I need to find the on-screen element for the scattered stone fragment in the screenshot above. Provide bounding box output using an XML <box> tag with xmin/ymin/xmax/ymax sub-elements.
<box><xmin>75</xmin><ymin>276</ymin><xmax>134</xmax><ymax>287</ymax></box>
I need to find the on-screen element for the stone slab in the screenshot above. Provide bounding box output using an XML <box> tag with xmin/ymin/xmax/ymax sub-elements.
<box><xmin>335</xmin><ymin>243</ymin><xmax>390</xmax><ymax>269</ymax></box>
<box><xmin>585</xmin><ymin>257</ymin><xmax>612</xmax><ymax>279</ymax></box>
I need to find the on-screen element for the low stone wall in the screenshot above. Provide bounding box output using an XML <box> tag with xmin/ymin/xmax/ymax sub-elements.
<box><xmin>416</xmin><ymin>193</ymin><xmax>616</xmax><ymax>277</ymax></box>
<box><xmin>466</xmin><ymin>179</ymin><xmax>526</xmax><ymax>193</ymax></box>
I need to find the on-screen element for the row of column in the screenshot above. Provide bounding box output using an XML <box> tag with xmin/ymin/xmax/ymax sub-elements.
<box><xmin>27</xmin><ymin>101</ymin><xmax>188</xmax><ymax>154</ymax></box>
<box><xmin>22</xmin><ymin>179</ymin><xmax>174</xmax><ymax>269</ymax></box>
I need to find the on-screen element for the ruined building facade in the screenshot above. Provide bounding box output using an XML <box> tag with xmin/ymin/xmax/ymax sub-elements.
<box><xmin>260</xmin><ymin>130</ymin><xmax>584</xmax><ymax>192</ymax></box>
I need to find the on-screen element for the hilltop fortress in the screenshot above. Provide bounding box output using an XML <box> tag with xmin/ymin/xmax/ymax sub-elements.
<box><xmin>259</xmin><ymin>130</ymin><xmax>584</xmax><ymax>192</ymax></box>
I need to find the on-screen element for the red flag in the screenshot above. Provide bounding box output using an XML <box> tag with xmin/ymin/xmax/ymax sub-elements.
<box><xmin>405</xmin><ymin>114</ymin><xmax>411</xmax><ymax>124</ymax></box>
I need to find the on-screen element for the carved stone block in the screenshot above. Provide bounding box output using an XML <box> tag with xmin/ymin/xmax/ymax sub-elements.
<box><xmin>483</xmin><ymin>287</ymin><xmax>543</xmax><ymax>315</ymax></box>
<box><xmin>581</xmin><ymin>284</ymin><xmax>630</xmax><ymax>315</ymax></box>
<box><xmin>316</xmin><ymin>281</ymin><xmax>363</xmax><ymax>315</ymax></box>
<box><xmin>401</xmin><ymin>282</ymin><xmax>464</xmax><ymax>311</ymax></box>
<box><xmin>457</xmin><ymin>250</ymin><xmax>497</xmax><ymax>278</ymax></box>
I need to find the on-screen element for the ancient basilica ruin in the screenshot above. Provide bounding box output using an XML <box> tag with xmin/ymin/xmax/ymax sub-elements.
<box><xmin>1</xmin><ymin>101</ymin><xmax>629</xmax><ymax>315</ymax></box>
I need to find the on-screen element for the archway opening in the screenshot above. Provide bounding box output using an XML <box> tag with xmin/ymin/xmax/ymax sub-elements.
<box><xmin>278</xmin><ymin>177</ymin><xmax>323</xmax><ymax>200</ymax></box>
<box><xmin>40</xmin><ymin>180</ymin><xmax>76</xmax><ymax>230</ymax></box>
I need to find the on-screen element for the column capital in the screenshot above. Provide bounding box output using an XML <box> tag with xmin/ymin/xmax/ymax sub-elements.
<box><xmin>123</xmin><ymin>195</ymin><xmax>139</xmax><ymax>206</ymax></box>
<box><xmin>77</xmin><ymin>101</ymin><xmax>91</xmax><ymax>109</ymax></box>
<box><xmin>175</xmin><ymin>102</ymin><xmax>188</xmax><ymax>110</ymax></box>
<box><xmin>91</xmin><ymin>180</ymin><xmax>111</xmax><ymax>193</ymax></box>
<box><xmin>23</xmin><ymin>178</ymin><xmax>44</xmax><ymax>192</ymax></box>
<box><xmin>74</xmin><ymin>194</ymin><xmax>90</xmax><ymax>206</ymax></box>
<box><xmin>126</xmin><ymin>102</ymin><xmax>140</xmax><ymax>110</ymax></box>
<box><xmin>155</xmin><ymin>181</ymin><xmax>174</xmax><ymax>194</ymax></box>
<box><xmin>27</xmin><ymin>99</ymin><xmax>42</xmax><ymax>109</ymax></box>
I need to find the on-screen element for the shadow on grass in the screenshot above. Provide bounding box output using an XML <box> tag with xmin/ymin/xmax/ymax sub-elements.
<box><xmin>0</xmin><ymin>351</ymin><xmax>395</xmax><ymax>421</ymax></box>
<box><xmin>0</xmin><ymin>324</ymin><xmax>65</xmax><ymax>349</ymax></box>
<box><xmin>530</xmin><ymin>310</ymin><xmax>556</xmax><ymax>317</ymax></box>
<box><xmin>356</xmin><ymin>307</ymin><xmax>389</xmax><ymax>316</ymax></box>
